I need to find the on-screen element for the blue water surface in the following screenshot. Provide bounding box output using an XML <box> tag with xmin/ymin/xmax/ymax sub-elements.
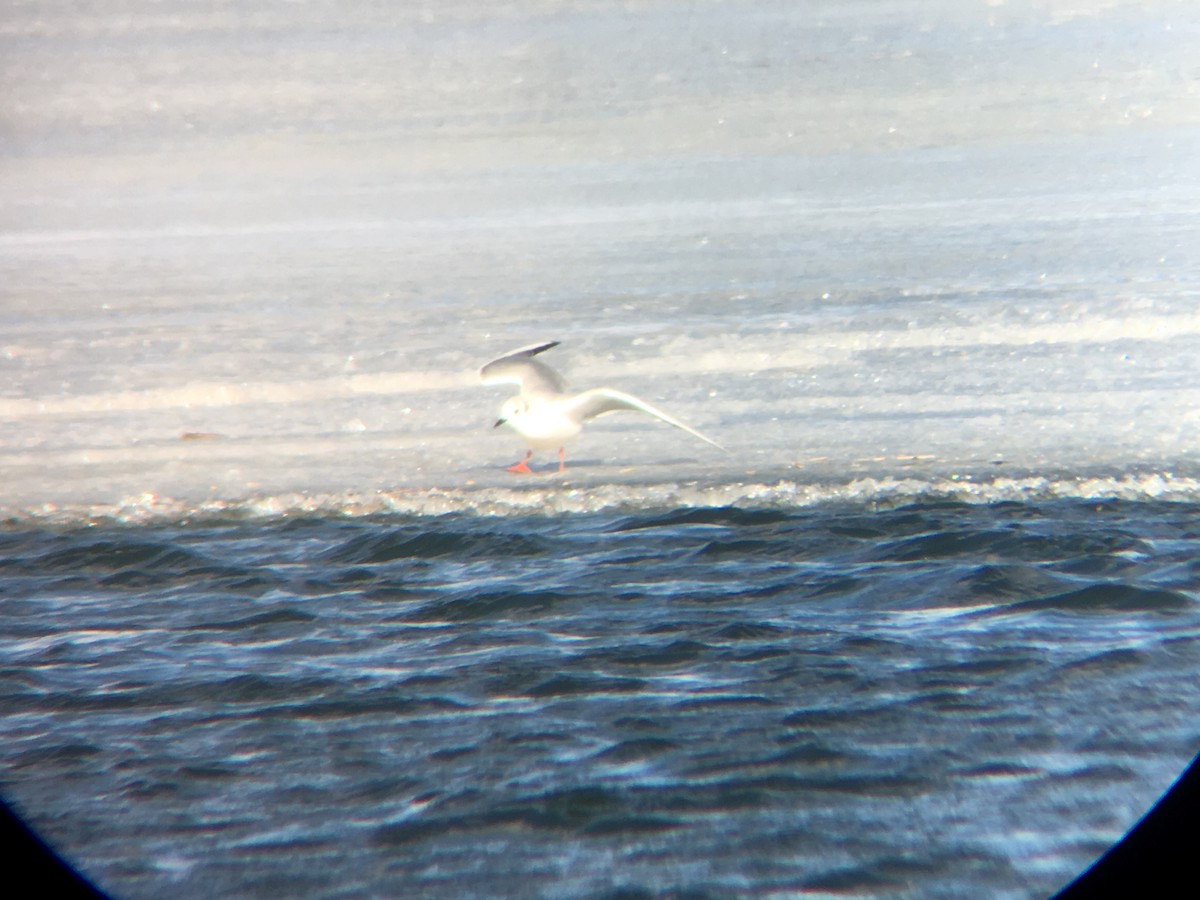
<box><xmin>3</xmin><ymin>498</ymin><xmax>1199</xmax><ymax>898</ymax></box>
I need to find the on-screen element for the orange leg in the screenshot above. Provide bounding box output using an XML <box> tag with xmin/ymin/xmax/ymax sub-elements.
<box><xmin>507</xmin><ymin>450</ymin><xmax>534</xmax><ymax>474</ymax></box>
<box><xmin>558</xmin><ymin>447</ymin><xmax>566</xmax><ymax>473</ymax></box>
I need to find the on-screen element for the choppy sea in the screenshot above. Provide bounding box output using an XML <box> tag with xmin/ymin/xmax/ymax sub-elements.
<box><xmin>4</xmin><ymin>491</ymin><xmax>1200</xmax><ymax>898</ymax></box>
<box><xmin>4</xmin><ymin>1</ymin><xmax>1200</xmax><ymax>897</ymax></box>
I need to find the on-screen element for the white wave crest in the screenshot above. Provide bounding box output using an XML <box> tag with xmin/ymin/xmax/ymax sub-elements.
<box><xmin>6</xmin><ymin>471</ymin><xmax>1198</xmax><ymax>526</ymax></box>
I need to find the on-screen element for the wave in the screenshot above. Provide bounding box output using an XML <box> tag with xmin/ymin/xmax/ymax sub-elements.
<box><xmin>4</xmin><ymin>470</ymin><xmax>1198</xmax><ymax>526</ymax></box>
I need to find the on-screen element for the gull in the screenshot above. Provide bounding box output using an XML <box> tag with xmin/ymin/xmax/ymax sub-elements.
<box><xmin>480</xmin><ymin>340</ymin><xmax>724</xmax><ymax>473</ymax></box>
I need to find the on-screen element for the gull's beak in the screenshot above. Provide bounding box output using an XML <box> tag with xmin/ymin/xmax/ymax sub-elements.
<box><xmin>494</xmin><ymin>418</ymin><xmax>506</xmax><ymax>428</ymax></box>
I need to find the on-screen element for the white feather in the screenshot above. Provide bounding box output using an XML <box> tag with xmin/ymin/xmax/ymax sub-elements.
<box><xmin>480</xmin><ymin>342</ymin><xmax>724</xmax><ymax>465</ymax></box>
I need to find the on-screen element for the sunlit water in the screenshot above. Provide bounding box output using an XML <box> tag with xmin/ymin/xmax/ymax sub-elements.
<box><xmin>3</xmin><ymin>1</ymin><xmax>1200</xmax><ymax>897</ymax></box>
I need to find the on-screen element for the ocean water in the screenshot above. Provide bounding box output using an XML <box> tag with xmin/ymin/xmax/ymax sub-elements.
<box><xmin>4</xmin><ymin>500</ymin><xmax>1200</xmax><ymax>899</ymax></box>
<box><xmin>3</xmin><ymin>0</ymin><xmax>1200</xmax><ymax>897</ymax></box>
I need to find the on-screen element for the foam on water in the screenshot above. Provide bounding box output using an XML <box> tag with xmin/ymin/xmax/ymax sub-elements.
<box><xmin>8</xmin><ymin>470</ymin><xmax>1199</xmax><ymax>527</ymax></box>
<box><xmin>3</xmin><ymin>4</ymin><xmax>1200</xmax><ymax>893</ymax></box>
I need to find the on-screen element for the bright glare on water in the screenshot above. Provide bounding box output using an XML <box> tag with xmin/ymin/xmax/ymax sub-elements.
<box><xmin>2</xmin><ymin>1</ymin><xmax>1199</xmax><ymax>897</ymax></box>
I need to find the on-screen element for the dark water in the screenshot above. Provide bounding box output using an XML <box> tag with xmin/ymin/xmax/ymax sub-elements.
<box><xmin>3</xmin><ymin>499</ymin><xmax>1200</xmax><ymax>898</ymax></box>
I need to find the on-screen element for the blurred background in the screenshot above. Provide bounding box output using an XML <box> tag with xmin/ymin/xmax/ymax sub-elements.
<box><xmin>2</xmin><ymin>0</ymin><xmax>1198</xmax><ymax>511</ymax></box>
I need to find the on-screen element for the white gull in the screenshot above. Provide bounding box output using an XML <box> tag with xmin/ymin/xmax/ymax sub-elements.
<box><xmin>479</xmin><ymin>340</ymin><xmax>724</xmax><ymax>474</ymax></box>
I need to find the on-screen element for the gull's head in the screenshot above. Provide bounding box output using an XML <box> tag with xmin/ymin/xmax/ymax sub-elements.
<box><xmin>495</xmin><ymin>396</ymin><xmax>530</xmax><ymax>430</ymax></box>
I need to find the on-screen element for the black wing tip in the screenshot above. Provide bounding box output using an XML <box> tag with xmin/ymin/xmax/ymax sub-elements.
<box><xmin>489</xmin><ymin>340</ymin><xmax>560</xmax><ymax>361</ymax></box>
<box><xmin>479</xmin><ymin>340</ymin><xmax>562</xmax><ymax>378</ymax></box>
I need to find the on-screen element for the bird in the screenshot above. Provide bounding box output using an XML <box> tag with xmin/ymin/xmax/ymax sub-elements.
<box><xmin>479</xmin><ymin>340</ymin><xmax>724</xmax><ymax>474</ymax></box>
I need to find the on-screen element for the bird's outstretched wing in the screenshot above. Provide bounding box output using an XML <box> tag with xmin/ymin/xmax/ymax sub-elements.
<box><xmin>479</xmin><ymin>341</ymin><xmax>566</xmax><ymax>397</ymax></box>
<box><xmin>564</xmin><ymin>388</ymin><xmax>725</xmax><ymax>451</ymax></box>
